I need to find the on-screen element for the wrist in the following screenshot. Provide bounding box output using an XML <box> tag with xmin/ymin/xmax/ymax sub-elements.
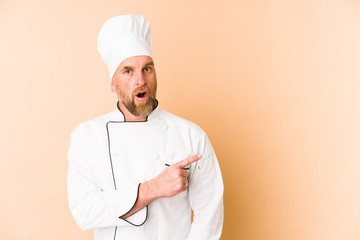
<box><xmin>141</xmin><ymin>179</ymin><xmax>159</xmax><ymax>202</ymax></box>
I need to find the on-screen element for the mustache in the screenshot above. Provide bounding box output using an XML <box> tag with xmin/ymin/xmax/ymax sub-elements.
<box><xmin>132</xmin><ymin>86</ymin><xmax>155</xmax><ymax>98</ymax></box>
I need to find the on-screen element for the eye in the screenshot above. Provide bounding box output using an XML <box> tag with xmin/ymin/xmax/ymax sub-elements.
<box><xmin>143</xmin><ymin>67</ymin><xmax>152</xmax><ymax>72</ymax></box>
<box><xmin>124</xmin><ymin>69</ymin><xmax>132</xmax><ymax>74</ymax></box>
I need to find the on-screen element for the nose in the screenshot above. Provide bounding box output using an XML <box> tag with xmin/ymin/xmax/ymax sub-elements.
<box><xmin>135</xmin><ymin>70</ymin><xmax>146</xmax><ymax>86</ymax></box>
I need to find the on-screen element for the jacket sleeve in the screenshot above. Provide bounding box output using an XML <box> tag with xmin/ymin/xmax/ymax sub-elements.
<box><xmin>67</xmin><ymin>125</ymin><xmax>147</xmax><ymax>230</ymax></box>
<box><xmin>186</xmin><ymin>133</ymin><xmax>224</xmax><ymax>240</ymax></box>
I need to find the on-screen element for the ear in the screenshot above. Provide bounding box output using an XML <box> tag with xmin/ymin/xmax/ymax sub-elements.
<box><xmin>110</xmin><ymin>78</ymin><xmax>117</xmax><ymax>93</ymax></box>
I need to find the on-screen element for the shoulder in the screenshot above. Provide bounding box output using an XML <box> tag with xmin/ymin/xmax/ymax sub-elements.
<box><xmin>71</xmin><ymin>110</ymin><xmax>119</xmax><ymax>138</ymax></box>
<box><xmin>158</xmin><ymin>109</ymin><xmax>206</xmax><ymax>136</ymax></box>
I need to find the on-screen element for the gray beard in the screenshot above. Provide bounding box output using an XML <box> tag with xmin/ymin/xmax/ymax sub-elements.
<box><xmin>118</xmin><ymin>87</ymin><xmax>157</xmax><ymax>118</ymax></box>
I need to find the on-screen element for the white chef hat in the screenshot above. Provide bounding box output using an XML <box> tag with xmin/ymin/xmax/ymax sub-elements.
<box><xmin>97</xmin><ymin>14</ymin><xmax>153</xmax><ymax>80</ymax></box>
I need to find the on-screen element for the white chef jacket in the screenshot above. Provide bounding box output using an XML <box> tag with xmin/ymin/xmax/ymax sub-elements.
<box><xmin>67</xmin><ymin>104</ymin><xmax>224</xmax><ymax>240</ymax></box>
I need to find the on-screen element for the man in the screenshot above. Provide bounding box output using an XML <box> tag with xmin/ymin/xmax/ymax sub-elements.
<box><xmin>67</xmin><ymin>14</ymin><xmax>224</xmax><ymax>240</ymax></box>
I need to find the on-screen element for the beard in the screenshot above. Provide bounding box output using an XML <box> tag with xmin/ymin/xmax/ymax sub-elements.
<box><xmin>117</xmin><ymin>85</ymin><xmax>157</xmax><ymax>118</ymax></box>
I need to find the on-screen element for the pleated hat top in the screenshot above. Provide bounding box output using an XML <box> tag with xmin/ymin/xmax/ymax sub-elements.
<box><xmin>97</xmin><ymin>14</ymin><xmax>153</xmax><ymax>80</ymax></box>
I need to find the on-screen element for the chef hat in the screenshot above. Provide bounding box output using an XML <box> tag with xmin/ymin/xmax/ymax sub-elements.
<box><xmin>97</xmin><ymin>14</ymin><xmax>153</xmax><ymax>80</ymax></box>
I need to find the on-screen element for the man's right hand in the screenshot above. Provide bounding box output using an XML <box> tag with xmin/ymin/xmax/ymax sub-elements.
<box><xmin>150</xmin><ymin>154</ymin><xmax>202</xmax><ymax>199</ymax></box>
<box><xmin>121</xmin><ymin>154</ymin><xmax>202</xmax><ymax>219</ymax></box>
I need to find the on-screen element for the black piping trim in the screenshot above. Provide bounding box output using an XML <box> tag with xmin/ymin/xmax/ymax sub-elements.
<box><xmin>119</xmin><ymin>183</ymin><xmax>148</xmax><ymax>227</ymax></box>
<box><xmin>106</xmin><ymin>121</ymin><xmax>117</xmax><ymax>190</ymax></box>
<box><xmin>106</xmin><ymin>117</ymin><xmax>149</xmax><ymax>234</ymax></box>
<box><xmin>107</xmin><ymin>121</ymin><xmax>119</xmax><ymax>239</ymax></box>
<box><xmin>119</xmin><ymin>183</ymin><xmax>141</xmax><ymax>219</ymax></box>
<box><xmin>119</xmin><ymin>205</ymin><xmax>148</xmax><ymax>227</ymax></box>
<box><xmin>113</xmin><ymin>227</ymin><xmax>117</xmax><ymax>240</ymax></box>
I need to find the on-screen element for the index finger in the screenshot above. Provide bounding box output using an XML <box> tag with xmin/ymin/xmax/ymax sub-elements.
<box><xmin>175</xmin><ymin>154</ymin><xmax>202</xmax><ymax>169</ymax></box>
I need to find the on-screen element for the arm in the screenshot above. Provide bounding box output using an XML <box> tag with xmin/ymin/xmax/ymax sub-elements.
<box><xmin>186</xmin><ymin>134</ymin><xmax>224</xmax><ymax>240</ymax></box>
<box><xmin>67</xmin><ymin>127</ymin><xmax>145</xmax><ymax>230</ymax></box>
<box><xmin>68</xmin><ymin>125</ymin><xmax>202</xmax><ymax>229</ymax></box>
<box><xmin>121</xmin><ymin>155</ymin><xmax>202</xmax><ymax>219</ymax></box>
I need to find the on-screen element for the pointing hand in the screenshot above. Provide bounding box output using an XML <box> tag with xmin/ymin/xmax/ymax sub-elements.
<box><xmin>152</xmin><ymin>154</ymin><xmax>202</xmax><ymax>198</ymax></box>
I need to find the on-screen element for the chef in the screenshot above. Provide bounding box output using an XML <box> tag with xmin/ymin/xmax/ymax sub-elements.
<box><xmin>67</xmin><ymin>14</ymin><xmax>224</xmax><ymax>240</ymax></box>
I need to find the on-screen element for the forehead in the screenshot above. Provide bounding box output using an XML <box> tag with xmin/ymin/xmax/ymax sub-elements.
<box><xmin>118</xmin><ymin>55</ymin><xmax>154</xmax><ymax>69</ymax></box>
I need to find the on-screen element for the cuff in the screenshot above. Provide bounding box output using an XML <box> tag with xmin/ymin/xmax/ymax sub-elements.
<box><xmin>119</xmin><ymin>183</ymin><xmax>148</xmax><ymax>226</ymax></box>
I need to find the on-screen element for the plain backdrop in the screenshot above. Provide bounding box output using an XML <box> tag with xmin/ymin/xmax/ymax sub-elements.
<box><xmin>0</xmin><ymin>0</ymin><xmax>359</xmax><ymax>239</ymax></box>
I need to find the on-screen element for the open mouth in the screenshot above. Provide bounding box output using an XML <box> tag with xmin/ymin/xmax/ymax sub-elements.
<box><xmin>135</xmin><ymin>91</ymin><xmax>148</xmax><ymax>99</ymax></box>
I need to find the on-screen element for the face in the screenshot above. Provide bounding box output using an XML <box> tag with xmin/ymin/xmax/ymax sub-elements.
<box><xmin>111</xmin><ymin>55</ymin><xmax>157</xmax><ymax>118</ymax></box>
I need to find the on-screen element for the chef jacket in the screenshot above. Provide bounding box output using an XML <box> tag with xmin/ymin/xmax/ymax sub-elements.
<box><xmin>67</xmin><ymin>104</ymin><xmax>224</xmax><ymax>240</ymax></box>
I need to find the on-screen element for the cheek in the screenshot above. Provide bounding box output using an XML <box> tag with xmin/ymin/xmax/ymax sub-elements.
<box><xmin>147</xmin><ymin>75</ymin><xmax>157</xmax><ymax>87</ymax></box>
<box><xmin>113</xmin><ymin>81</ymin><xmax>134</xmax><ymax>97</ymax></box>
<box><xmin>150</xmin><ymin>79</ymin><xmax>157</xmax><ymax>92</ymax></box>
<box><xmin>111</xmin><ymin>79</ymin><xmax>125</xmax><ymax>93</ymax></box>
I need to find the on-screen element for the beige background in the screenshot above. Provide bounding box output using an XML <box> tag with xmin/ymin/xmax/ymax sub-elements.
<box><xmin>1</xmin><ymin>0</ymin><xmax>359</xmax><ymax>239</ymax></box>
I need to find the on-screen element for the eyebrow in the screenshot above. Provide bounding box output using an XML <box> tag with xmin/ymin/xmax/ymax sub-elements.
<box><xmin>122</xmin><ymin>66</ymin><xmax>133</xmax><ymax>71</ymax></box>
<box><xmin>144</xmin><ymin>60</ymin><xmax>154</xmax><ymax>67</ymax></box>
<box><xmin>120</xmin><ymin>60</ymin><xmax>154</xmax><ymax>71</ymax></box>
